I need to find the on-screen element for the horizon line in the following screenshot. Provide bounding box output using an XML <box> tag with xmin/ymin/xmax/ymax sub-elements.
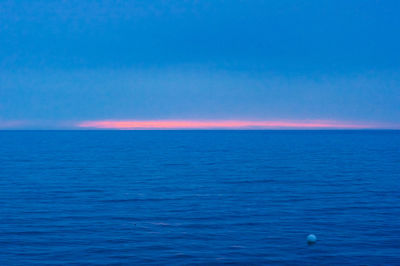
<box><xmin>1</xmin><ymin>129</ymin><xmax>399</xmax><ymax>131</ymax></box>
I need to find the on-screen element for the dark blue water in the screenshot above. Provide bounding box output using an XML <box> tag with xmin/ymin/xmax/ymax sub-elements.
<box><xmin>1</xmin><ymin>131</ymin><xmax>399</xmax><ymax>265</ymax></box>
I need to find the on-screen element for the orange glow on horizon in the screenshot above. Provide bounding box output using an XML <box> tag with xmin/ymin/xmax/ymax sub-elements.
<box><xmin>76</xmin><ymin>120</ymin><xmax>381</xmax><ymax>129</ymax></box>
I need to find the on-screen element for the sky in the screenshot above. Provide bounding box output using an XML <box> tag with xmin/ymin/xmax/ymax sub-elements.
<box><xmin>0</xmin><ymin>0</ymin><xmax>399</xmax><ymax>129</ymax></box>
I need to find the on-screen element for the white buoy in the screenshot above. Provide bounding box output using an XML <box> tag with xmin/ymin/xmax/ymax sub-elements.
<box><xmin>307</xmin><ymin>234</ymin><xmax>317</xmax><ymax>244</ymax></box>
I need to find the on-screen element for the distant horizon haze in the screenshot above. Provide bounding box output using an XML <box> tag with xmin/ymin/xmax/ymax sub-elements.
<box><xmin>0</xmin><ymin>119</ymin><xmax>399</xmax><ymax>130</ymax></box>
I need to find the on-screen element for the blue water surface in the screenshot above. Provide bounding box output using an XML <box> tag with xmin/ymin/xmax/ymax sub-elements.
<box><xmin>0</xmin><ymin>130</ymin><xmax>399</xmax><ymax>265</ymax></box>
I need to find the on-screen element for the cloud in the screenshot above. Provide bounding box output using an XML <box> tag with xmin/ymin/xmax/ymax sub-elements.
<box><xmin>76</xmin><ymin>119</ymin><xmax>387</xmax><ymax>130</ymax></box>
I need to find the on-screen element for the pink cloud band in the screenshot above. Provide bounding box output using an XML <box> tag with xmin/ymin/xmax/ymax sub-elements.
<box><xmin>76</xmin><ymin>120</ymin><xmax>381</xmax><ymax>129</ymax></box>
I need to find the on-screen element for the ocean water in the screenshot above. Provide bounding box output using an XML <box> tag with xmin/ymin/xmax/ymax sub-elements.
<box><xmin>0</xmin><ymin>130</ymin><xmax>399</xmax><ymax>265</ymax></box>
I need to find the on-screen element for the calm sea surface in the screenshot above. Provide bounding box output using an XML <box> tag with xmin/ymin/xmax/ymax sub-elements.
<box><xmin>0</xmin><ymin>130</ymin><xmax>399</xmax><ymax>265</ymax></box>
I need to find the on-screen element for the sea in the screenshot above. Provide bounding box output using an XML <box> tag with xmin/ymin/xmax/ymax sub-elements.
<box><xmin>0</xmin><ymin>130</ymin><xmax>399</xmax><ymax>265</ymax></box>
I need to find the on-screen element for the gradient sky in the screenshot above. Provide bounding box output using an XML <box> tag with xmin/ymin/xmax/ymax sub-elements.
<box><xmin>0</xmin><ymin>0</ymin><xmax>399</xmax><ymax>129</ymax></box>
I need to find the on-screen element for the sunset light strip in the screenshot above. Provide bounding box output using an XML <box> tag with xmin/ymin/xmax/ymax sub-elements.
<box><xmin>76</xmin><ymin>120</ymin><xmax>380</xmax><ymax>130</ymax></box>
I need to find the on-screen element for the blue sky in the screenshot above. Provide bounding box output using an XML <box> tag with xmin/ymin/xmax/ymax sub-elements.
<box><xmin>0</xmin><ymin>0</ymin><xmax>399</xmax><ymax>129</ymax></box>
